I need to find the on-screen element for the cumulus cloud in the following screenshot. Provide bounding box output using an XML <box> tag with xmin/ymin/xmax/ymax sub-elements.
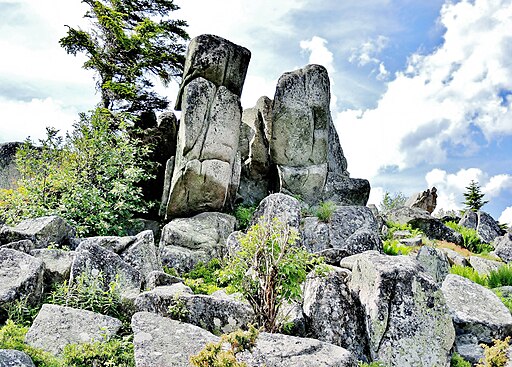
<box><xmin>499</xmin><ymin>207</ymin><xmax>512</xmax><ymax>226</ymax></box>
<box><xmin>336</xmin><ymin>0</ymin><xmax>512</xmax><ymax>179</ymax></box>
<box><xmin>349</xmin><ymin>35</ymin><xmax>389</xmax><ymax>66</ymax></box>
<box><xmin>425</xmin><ymin>167</ymin><xmax>512</xmax><ymax>213</ymax></box>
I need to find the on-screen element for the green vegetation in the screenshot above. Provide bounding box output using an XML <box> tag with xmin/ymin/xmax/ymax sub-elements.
<box><xmin>0</xmin><ymin>110</ymin><xmax>153</xmax><ymax>236</ymax></box>
<box><xmin>463</xmin><ymin>180</ymin><xmax>488</xmax><ymax>212</ymax></box>
<box><xmin>1</xmin><ymin>296</ymin><xmax>40</xmax><ymax>327</ymax></box>
<box><xmin>487</xmin><ymin>265</ymin><xmax>512</xmax><ymax>288</ymax></box>
<box><xmin>379</xmin><ymin>191</ymin><xmax>407</xmax><ymax>212</ymax></box>
<box><xmin>234</xmin><ymin>204</ymin><xmax>256</xmax><ymax>230</ymax></box>
<box><xmin>450</xmin><ymin>264</ymin><xmax>488</xmax><ymax>286</ymax></box>
<box><xmin>451</xmin><ymin>353</ymin><xmax>472</xmax><ymax>367</ymax></box>
<box><xmin>381</xmin><ymin>222</ymin><xmax>422</xmax><ymax>256</ymax></box>
<box><xmin>445</xmin><ymin>221</ymin><xmax>493</xmax><ymax>254</ymax></box>
<box><xmin>189</xmin><ymin>325</ymin><xmax>259</xmax><ymax>367</ymax></box>
<box><xmin>220</xmin><ymin>217</ymin><xmax>325</xmax><ymax>332</ymax></box>
<box><xmin>60</xmin><ymin>0</ymin><xmax>189</xmax><ymax>115</ymax></box>
<box><xmin>382</xmin><ymin>239</ymin><xmax>414</xmax><ymax>256</ymax></box>
<box><xmin>384</xmin><ymin>221</ymin><xmax>423</xmax><ymax>240</ymax></box>
<box><xmin>358</xmin><ymin>362</ymin><xmax>387</xmax><ymax>367</ymax></box>
<box><xmin>493</xmin><ymin>289</ymin><xmax>512</xmax><ymax>314</ymax></box>
<box><xmin>315</xmin><ymin>201</ymin><xmax>336</xmax><ymax>222</ymax></box>
<box><xmin>476</xmin><ymin>337</ymin><xmax>510</xmax><ymax>367</ymax></box>
<box><xmin>0</xmin><ymin>320</ymin><xmax>135</xmax><ymax>367</ymax></box>
<box><xmin>167</xmin><ymin>294</ymin><xmax>189</xmax><ymax>321</ymax></box>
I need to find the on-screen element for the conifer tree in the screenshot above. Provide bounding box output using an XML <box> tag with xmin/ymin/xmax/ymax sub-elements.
<box><xmin>463</xmin><ymin>180</ymin><xmax>488</xmax><ymax>212</ymax></box>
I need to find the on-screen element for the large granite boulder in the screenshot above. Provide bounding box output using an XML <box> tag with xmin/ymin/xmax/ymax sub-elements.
<box><xmin>165</xmin><ymin>35</ymin><xmax>251</xmax><ymax>218</ymax></box>
<box><xmin>459</xmin><ymin>210</ymin><xmax>502</xmax><ymax>243</ymax></box>
<box><xmin>0</xmin><ymin>350</ymin><xmax>35</xmax><ymax>367</ymax></box>
<box><xmin>0</xmin><ymin>142</ymin><xmax>21</xmax><ymax>190</ymax></box>
<box><xmin>30</xmin><ymin>248</ymin><xmax>75</xmax><ymax>287</ymax></box>
<box><xmin>159</xmin><ymin>212</ymin><xmax>236</xmax><ymax>273</ymax></box>
<box><xmin>134</xmin><ymin>284</ymin><xmax>254</xmax><ymax>334</ymax></box>
<box><xmin>303</xmin><ymin>267</ymin><xmax>369</xmax><ymax>360</ymax></box>
<box><xmin>0</xmin><ymin>239</ymin><xmax>34</xmax><ymax>254</ymax></box>
<box><xmin>385</xmin><ymin>206</ymin><xmax>463</xmax><ymax>245</ymax></box>
<box><xmin>119</xmin><ymin>230</ymin><xmax>162</xmax><ymax>281</ymax></box>
<box><xmin>25</xmin><ymin>304</ymin><xmax>122</xmax><ymax>355</ymax></box>
<box><xmin>0</xmin><ymin>216</ymin><xmax>75</xmax><ymax>249</ymax></box>
<box><xmin>251</xmin><ymin>193</ymin><xmax>301</xmax><ymax>229</ymax></box>
<box><xmin>131</xmin><ymin>312</ymin><xmax>356</xmax><ymax>367</ymax></box>
<box><xmin>0</xmin><ymin>249</ymin><xmax>44</xmax><ymax>308</ymax></box>
<box><xmin>405</xmin><ymin>187</ymin><xmax>437</xmax><ymax>214</ymax></box>
<box><xmin>349</xmin><ymin>252</ymin><xmax>455</xmax><ymax>366</ymax></box>
<box><xmin>494</xmin><ymin>232</ymin><xmax>512</xmax><ymax>263</ymax></box>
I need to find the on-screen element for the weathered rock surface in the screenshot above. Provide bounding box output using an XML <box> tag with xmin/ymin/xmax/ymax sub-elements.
<box><xmin>349</xmin><ymin>252</ymin><xmax>455</xmax><ymax>366</ymax></box>
<box><xmin>71</xmin><ymin>242</ymin><xmax>141</xmax><ymax>299</ymax></box>
<box><xmin>119</xmin><ymin>230</ymin><xmax>162</xmax><ymax>281</ymax></box>
<box><xmin>77</xmin><ymin>235</ymin><xmax>136</xmax><ymax>253</ymax></box>
<box><xmin>159</xmin><ymin>212</ymin><xmax>235</xmax><ymax>273</ymax></box>
<box><xmin>25</xmin><ymin>304</ymin><xmax>122</xmax><ymax>355</ymax></box>
<box><xmin>494</xmin><ymin>232</ymin><xmax>512</xmax><ymax>263</ymax></box>
<box><xmin>0</xmin><ymin>239</ymin><xmax>34</xmax><ymax>253</ymax></box>
<box><xmin>0</xmin><ymin>142</ymin><xmax>21</xmax><ymax>190</ymax></box>
<box><xmin>468</xmin><ymin>256</ymin><xmax>503</xmax><ymax>276</ymax></box>
<box><xmin>30</xmin><ymin>248</ymin><xmax>75</xmax><ymax>286</ymax></box>
<box><xmin>134</xmin><ymin>284</ymin><xmax>254</xmax><ymax>334</ymax></box>
<box><xmin>405</xmin><ymin>187</ymin><xmax>437</xmax><ymax>214</ymax></box>
<box><xmin>385</xmin><ymin>206</ymin><xmax>463</xmax><ymax>245</ymax></box>
<box><xmin>459</xmin><ymin>210</ymin><xmax>502</xmax><ymax>244</ymax></box>
<box><xmin>166</xmin><ymin>35</ymin><xmax>250</xmax><ymax>218</ymax></box>
<box><xmin>0</xmin><ymin>350</ymin><xmax>35</xmax><ymax>367</ymax></box>
<box><xmin>0</xmin><ymin>249</ymin><xmax>44</xmax><ymax>308</ymax></box>
<box><xmin>442</xmin><ymin>274</ymin><xmax>512</xmax><ymax>344</ymax></box>
<box><xmin>0</xmin><ymin>216</ymin><xmax>75</xmax><ymax>249</ymax></box>
<box><xmin>301</xmin><ymin>217</ymin><xmax>330</xmax><ymax>253</ymax></box>
<box><xmin>145</xmin><ymin>270</ymin><xmax>182</xmax><ymax>290</ymax></box>
<box><xmin>439</xmin><ymin>247</ymin><xmax>470</xmax><ymax>267</ymax></box>
<box><xmin>251</xmin><ymin>193</ymin><xmax>301</xmax><ymax>229</ymax></box>
<box><xmin>303</xmin><ymin>267</ymin><xmax>369</xmax><ymax>360</ymax></box>
<box><xmin>415</xmin><ymin>246</ymin><xmax>450</xmax><ymax>283</ymax></box>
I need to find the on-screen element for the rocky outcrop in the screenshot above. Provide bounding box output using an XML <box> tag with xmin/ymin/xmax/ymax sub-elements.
<box><xmin>0</xmin><ymin>142</ymin><xmax>21</xmax><ymax>190</ymax></box>
<box><xmin>145</xmin><ymin>270</ymin><xmax>182</xmax><ymax>290</ymax></box>
<box><xmin>494</xmin><ymin>232</ymin><xmax>512</xmax><ymax>263</ymax></box>
<box><xmin>459</xmin><ymin>210</ymin><xmax>502</xmax><ymax>243</ymax></box>
<box><xmin>405</xmin><ymin>187</ymin><xmax>437</xmax><ymax>214</ymax></box>
<box><xmin>164</xmin><ymin>35</ymin><xmax>251</xmax><ymax>218</ymax></box>
<box><xmin>0</xmin><ymin>350</ymin><xmax>35</xmax><ymax>367</ymax></box>
<box><xmin>0</xmin><ymin>216</ymin><xmax>75</xmax><ymax>249</ymax></box>
<box><xmin>0</xmin><ymin>248</ymin><xmax>44</xmax><ymax>308</ymax></box>
<box><xmin>159</xmin><ymin>212</ymin><xmax>235</xmax><ymax>273</ymax></box>
<box><xmin>25</xmin><ymin>304</ymin><xmax>122</xmax><ymax>355</ymax></box>
<box><xmin>385</xmin><ymin>206</ymin><xmax>463</xmax><ymax>245</ymax></box>
<box><xmin>349</xmin><ymin>252</ymin><xmax>455</xmax><ymax>367</ymax></box>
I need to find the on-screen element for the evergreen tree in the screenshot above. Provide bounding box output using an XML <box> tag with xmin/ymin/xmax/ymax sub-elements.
<box><xmin>60</xmin><ymin>0</ymin><xmax>189</xmax><ymax>117</ymax></box>
<box><xmin>463</xmin><ymin>180</ymin><xmax>488</xmax><ymax>212</ymax></box>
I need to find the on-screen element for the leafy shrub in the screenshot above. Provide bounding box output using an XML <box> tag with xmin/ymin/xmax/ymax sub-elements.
<box><xmin>189</xmin><ymin>325</ymin><xmax>259</xmax><ymax>367</ymax></box>
<box><xmin>451</xmin><ymin>352</ymin><xmax>472</xmax><ymax>367</ymax></box>
<box><xmin>182</xmin><ymin>259</ymin><xmax>223</xmax><ymax>295</ymax></box>
<box><xmin>476</xmin><ymin>337</ymin><xmax>510</xmax><ymax>367</ymax></box>
<box><xmin>384</xmin><ymin>221</ymin><xmax>423</xmax><ymax>241</ymax></box>
<box><xmin>450</xmin><ymin>265</ymin><xmax>488</xmax><ymax>286</ymax></box>
<box><xmin>445</xmin><ymin>222</ymin><xmax>493</xmax><ymax>254</ymax></box>
<box><xmin>382</xmin><ymin>239</ymin><xmax>414</xmax><ymax>256</ymax></box>
<box><xmin>315</xmin><ymin>201</ymin><xmax>336</xmax><ymax>222</ymax></box>
<box><xmin>0</xmin><ymin>108</ymin><xmax>153</xmax><ymax>237</ymax></box>
<box><xmin>234</xmin><ymin>205</ymin><xmax>256</xmax><ymax>230</ymax></box>
<box><xmin>379</xmin><ymin>191</ymin><xmax>407</xmax><ymax>212</ymax></box>
<box><xmin>0</xmin><ymin>296</ymin><xmax>40</xmax><ymax>326</ymax></box>
<box><xmin>220</xmin><ymin>217</ymin><xmax>325</xmax><ymax>332</ymax></box>
<box><xmin>493</xmin><ymin>290</ymin><xmax>512</xmax><ymax>314</ymax></box>
<box><xmin>487</xmin><ymin>265</ymin><xmax>512</xmax><ymax>288</ymax></box>
<box><xmin>358</xmin><ymin>362</ymin><xmax>387</xmax><ymax>367</ymax></box>
<box><xmin>167</xmin><ymin>294</ymin><xmax>189</xmax><ymax>321</ymax></box>
<box><xmin>62</xmin><ymin>335</ymin><xmax>135</xmax><ymax>367</ymax></box>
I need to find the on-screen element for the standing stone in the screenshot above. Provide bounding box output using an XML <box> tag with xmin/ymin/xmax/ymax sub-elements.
<box><xmin>119</xmin><ymin>230</ymin><xmax>162</xmax><ymax>281</ymax></box>
<box><xmin>251</xmin><ymin>193</ymin><xmax>302</xmax><ymax>229</ymax></box>
<box><xmin>165</xmin><ymin>35</ymin><xmax>251</xmax><ymax>218</ymax></box>
<box><xmin>405</xmin><ymin>187</ymin><xmax>437</xmax><ymax>214</ymax></box>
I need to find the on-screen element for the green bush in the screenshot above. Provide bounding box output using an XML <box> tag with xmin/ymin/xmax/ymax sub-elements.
<box><xmin>384</xmin><ymin>221</ymin><xmax>422</xmax><ymax>241</ymax></box>
<box><xmin>450</xmin><ymin>265</ymin><xmax>488</xmax><ymax>286</ymax></box>
<box><xmin>379</xmin><ymin>191</ymin><xmax>407</xmax><ymax>212</ymax></box>
<box><xmin>234</xmin><ymin>205</ymin><xmax>256</xmax><ymax>230</ymax></box>
<box><xmin>382</xmin><ymin>239</ymin><xmax>414</xmax><ymax>256</ymax></box>
<box><xmin>445</xmin><ymin>222</ymin><xmax>493</xmax><ymax>254</ymax></box>
<box><xmin>315</xmin><ymin>201</ymin><xmax>336</xmax><ymax>222</ymax></box>
<box><xmin>0</xmin><ymin>296</ymin><xmax>40</xmax><ymax>327</ymax></box>
<box><xmin>0</xmin><ymin>108</ymin><xmax>153</xmax><ymax>237</ymax></box>
<box><xmin>220</xmin><ymin>217</ymin><xmax>325</xmax><ymax>332</ymax></box>
<box><xmin>358</xmin><ymin>362</ymin><xmax>387</xmax><ymax>367</ymax></box>
<box><xmin>476</xmin><ymin>337</ymin><xmax>510</xmax><ymax>367</ymax></box>
<box><xmin>183</xmin><ymin>259</ymin><xmax>223</xmax><ymax>295</ymax></box>
<box><xmin>493</xmin><ymin>290</ymin><xmax>512</xmax><ymax>314</ymax></box>
<box><xmin>487</xmin><ymin>265</ymin><xmax>512</xmax><ymax>288</ymax></box>
<box><xmin>451</xmin><ymin>352</ymin><xmax>472</xmax><ymax>367</ymax></box>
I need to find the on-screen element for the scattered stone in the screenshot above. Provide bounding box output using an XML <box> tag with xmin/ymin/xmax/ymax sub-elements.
<box><xmin>120</xmin><ymin>230</ymin><xmax>162</xmax><ymax>280</ymax></box>
<box><xmin>251</xmin><ymin>193</ymin><xmax>301</xmax><ymax>229</ymax></box>
<box><xmin>225</xmin><ymin>231</ymin><xmax>243</xmax><ymax>257</ymax></box>
<box><xmin>0</xmin><ymin>239</ymin><xmax>34</xmax><ymax>254</ymax></box>
<box><xmin>416</xmin><ymin>246</ymin><xmax>450</xmax><ymax>283</ymax></box>
<box><xmin>0</xmin><ymin>248</ymin><xmax>44</xmax><ymax>308</ymax></box>
<box><xmin>493</xmin><ymin>232</ymin><xmax>512</xmax><ymax>263</ymax></box>
<box><xmin>0</xmin><ymin>349</ymin><xmax>35</xmax><ymax>367</ymax></box>
<box><xmin>399</xmin><ymin>235</ymin><xmax>423</xmax><ymax>247</ymax></box>
<box><xmin>25</xmin><ymin>304</ymin><xmax>122</xmax><ymax>355</ymax></box>
<box><xmin>77</xmin><ymin>235</ymin><xmax>136</xmax><ymax>254</ymax></box>
<box><xmin>460</xmin><ymin>210</ymin><xmax>502</xmax><ymax>244</ymax></box>
<box><xmin>405</xmin><ymin>187</ymin><xmax>437</xmax><ymax>214</ymax></box>
<box><xmin>349</xmin><ymin>252</ymin><xmax>455</xmax><ymax>367</ymax></box>
<box><xmin>145</xmin><ymin>271</ymin><xmax>182</xmax><ymax>290</ymax></box>
<box><xmin>468</xmin><ymin>256</ymin><xmax>503</xmax><ymax>276</ymax></box>
<box><xmin>439</xmin><ymin>247</ymin><xmax>470</xmax><ymax>267</ymax></box>
<box><xmin>303</xmin><ymin>267</ymin><xmax>369</xmax><ymax>360</ymax></box>
<box><xmin>0</xmin><ymin>216</ymin><xmax>75</xmax><ymax>249</ymax></box>
<box><xmin>30</xmin><ymin>248</ymin><xmax>75</xmax><ymax>287</ymax></box>
<box><xmin>277</xmin><ymin>301</ymin><xmax>306</xmax><ymax>337</ymax></box>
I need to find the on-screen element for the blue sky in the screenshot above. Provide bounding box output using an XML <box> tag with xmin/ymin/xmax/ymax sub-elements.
<box><xmin>0</xmin><ymin>0</ymin><xmax>511</xmax><ymax>224</ymax></box>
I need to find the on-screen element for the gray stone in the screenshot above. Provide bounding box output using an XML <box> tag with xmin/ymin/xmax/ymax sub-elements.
<box><xmin>439</xmin><ymin>247</ymin><xmax>470</xmax><ymax>267</ymax></box>
<box><xmin>442</xmin><ymin>274</ymin><xmax>512</xmax><ymax>344</ymax></box>
<box><xmin>134</xmin><ymin>285</ymin><xmax>254</xmax><ymax>334</ymax></box>
<box><xmin>301</xmin><ymin>217</ymin><xmax>330</xmax><ymax>253</ymax></box>
<box><xmin>25</xmin><ymin>304</ymin><xmax>121</xmax><ymax>355</ymax></box>
<box><xmin>460</xmin><ymin>210</ymin><xmax>502</xmax><ymax>244</ymax></box>
<box><xmin>145</xmin><ymin>271</ymin><xmax>182</xmax><ymax>290</ymax></box>
<box><xmin>0</xmin><ymin>142</ymin><xmax>21</xmax><ymax>190</ymax></box>
<box><xmin>0</xmin><ymin>216</ymin><xmax>75</xmax><ymax>249</ymax></box>
<box><xmin>339</xmin><ymin>251</ymin><xmax>381</xmax><ymax>271</ymax></box>
<box><xmin>71</xmin><ymin>242</ymin><xmax>141</xmax><ymax>299</ymax></box>
<box><xmin>159</xmin><ymin>157</ymin><xmax>175</xmax><ymax>217</ymax></box>
<box><xmin>251</xmin><ymin>193</ymin><xmax>302</xmax><ymax>229</ymax></box>
<box><xmin>405</xmin><ymin>187</ymin><xmax>437</xmax><ymax>214</ymax></box>
<box><xmin>303</xmin><ymin>267</ymin><xmax>369</xmax><ymax>360</ymax></box>
<box><xmin>0</xmin><ymin>350</ymin><xmax>35</xmax><ymax>367</ymax></box>
<box><xmin>494</xmin><ymin>232</ymin><xmax>512</xmax><ymax>263</ymax></box>
<box><xmin>277</xmin><ymin>301</ymin><xmax>306</xmax><ymax>337</ymax></box>
<box><xmin>399</xmin><ymin>235</ymin><xmax>423</xmax><ymax>247</ymax></box>
<box><xmin>159</xmin><ymin>212</ymin><xmax>235</xmax><ymax>273</ymax></box>
<box><xmin>455</xmin><ymin>340</ymin><xmax>484</xmax><ymax>365</ymax></box>
<box><xmin>468</xmin><ymin>256</ymin><xmax>504</xmax><ymax>276</ymax></box>
<box><xmin>0</xmin><ymin>240</ymin><xmax>34</xmax><ymax>254</ymax></box>
<box><xmin>349</xmin><ymin>252</ymin><xmax>455</xmax><ymax>366</ymax></box>
<box><xmin>416</xmin><ymin>246</ymin><xmax>450</xmax><ymax>283</ymax></box>
<box><xmin>0</xmin><ymin>249</ymin><xmax>44</xmax><ymax>308</ymax></box>
<box><xmin>30</xmin><ymin>248</ymin><xmax>75</xmax><ymax>286</ymax></box>
<box><xmin>225</xmin><ymin>231</ymin><xmax>243</xmax><ymax>257</ymax></box>
<box><xmin>120</xmin><ymin>230</ymin><xmax>162</xmax><ymax>280</ymax></box>
<box><xmin>77</xmin><ymin>235</ymin><xmax>136</xmax><ymax>254</ymax></box>
<box><xmin>459</xmin><ymin>210</ymin><xmax>478</xmax><ymax>230</ymax></box>
<box><xmin>385</xmin><ymin>206</ymin><xmax>463</xmax><ymax>245</ymax></box>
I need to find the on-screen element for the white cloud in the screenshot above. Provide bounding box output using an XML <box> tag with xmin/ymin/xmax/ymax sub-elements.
<box><xmin>336</xmin><ymin>0</ymin><xmax>512</xmax><ymax>180</ymax></box>
<box><xmin>425</xmin><ymin>167</ymin><xmax>512</xmax><ymax>214</ymax></box>
<box><xmin>349</xmin><ymin>35</ymin><xmax>389</xmax><ymax>66</ymax></box>
<box><xmin>499</xmin><ymin>207</ymin><xmax>512</xmax><ymax>226</ymax></box>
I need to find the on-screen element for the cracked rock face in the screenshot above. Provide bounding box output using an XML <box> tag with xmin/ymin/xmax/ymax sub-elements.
<box><xmin>349</xmin><ymin>252</ymin><xmax>455</xmax><ymax>367</ymax></box>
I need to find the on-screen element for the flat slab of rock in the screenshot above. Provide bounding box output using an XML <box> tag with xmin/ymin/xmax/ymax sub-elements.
<box><xmin>25</xmin><ymin>304</ymin><xmax>122</xmax><ymax>355</ymax></box>
<box><xmin>0</xmin><ymin>350</ymin><xmax>35</xmax><ymax>367</ymax></box>
<box><xmin>0</xmin><ymin>248</ymin><xmax>44</xmax><ymax>308</ymax></box>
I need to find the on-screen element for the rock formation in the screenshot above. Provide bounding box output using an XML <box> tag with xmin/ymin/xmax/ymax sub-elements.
<box><xmin>405</xmin><ymin>187</ymin><xmax>437</xmax><ymax>213</ymax></box>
